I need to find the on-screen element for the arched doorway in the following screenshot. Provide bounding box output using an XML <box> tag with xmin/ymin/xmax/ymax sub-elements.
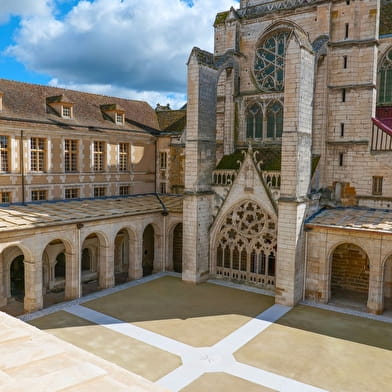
<box><xmin>173</xmin><ymin>223</ymin><xmax>183</xmax><ymax>273</ymax></box>
<box><xmin>10</xmin><ymin>255</ymin><xmax>24</xmax><ymax>299</ymax></box>
<box><xmin>214</xmin><ymin>200</ymin><xmax>277</xmax><ymax>289</ymax></box>
<box><xmin>81</xmin><ymin>234</ymin><xmax>100</xmax><ymax>295</ymax></box>
<box><xmin>55</xmin><ymin>253</ymin><xmax>66</xmax><ymax>281</ymax></box>
<box><xmin>330</xmin><ymin>243</ymin><xmax>369</xmax><ymax>310</ymax></box>
<box><xmin>114</xmin><ymin>229</ymin><xmax>129</xmax><ymax>284</ymax></box>
<box><xmin>142</xmin><ymin>224</ymin><xmax>154</xmax><ymax>277</ymax></box>
<box><xmin>384</xmin><ymin>256</ymin><xmax>392</xmax><ymax>315</ymax></box>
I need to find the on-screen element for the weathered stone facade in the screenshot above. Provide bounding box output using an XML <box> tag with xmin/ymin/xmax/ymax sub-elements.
<box><xmin>183</xmin><ymin>0</ymin><xmax>392</xmax><ymax>314</ymax></box>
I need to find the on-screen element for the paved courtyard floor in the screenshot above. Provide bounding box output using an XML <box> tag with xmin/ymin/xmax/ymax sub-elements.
<box><xmin>23</xmin><ymin>273</ymin><xmax>392</xmax><ymax>392</ymax></box>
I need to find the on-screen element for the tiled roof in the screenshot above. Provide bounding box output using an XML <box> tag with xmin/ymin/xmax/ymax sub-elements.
<box><xmin>156</xmin><ymin>109</ymin><xmax>186</xmax><ymax>133</ymax></box>
<box><xmin>306</xmin><ymin>207</ymin><xmax>392</xmax><ymax>233</ymax></box>
<box><xmin>0</xmin><ymin>79</ymin><xmax>160</xmax><ymax>132</ymax></box>
<box><xmin>0</xmin><ymin>194</ymin><xmax>183</xmax><ymax>232</ymax></box>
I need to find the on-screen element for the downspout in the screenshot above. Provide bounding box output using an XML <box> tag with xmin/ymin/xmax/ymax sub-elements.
<box><xmin>20</xmin><ymin>130</ymin><xmax>25</xmax><ymax>205</ymax></box>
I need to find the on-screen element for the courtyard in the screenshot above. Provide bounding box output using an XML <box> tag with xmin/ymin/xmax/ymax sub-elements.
<box><xmin>17</xmin><ymin>273</ymin><xmax>392</xmax><ymax>392</ymax></box>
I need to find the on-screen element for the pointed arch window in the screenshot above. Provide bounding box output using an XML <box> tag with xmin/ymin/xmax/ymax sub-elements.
<box><xmin>378</xmin><ymin>48</ymin><xmax>392</xmax><ymax>105</ymax></box>
<box><xmin>254</xmin><ymin>31</ymin><xmax>290</xmax><ymax>92</ymax></box>
<box><xmin>267</xmin><ymin>101</ymin><xmax>283</xmax><ymax>139</ymax></box>
<box><xmin>246</xmin><ymin>103</ymin><xmax>263</xmax><ymax>139</ymax></box>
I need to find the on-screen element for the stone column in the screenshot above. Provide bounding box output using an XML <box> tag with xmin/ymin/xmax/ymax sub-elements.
<box><xmin>153</xmin><ymin>232</ymin><xmax>163</xmax><ymax>273</ymax></box>
<box><xmin>24</xmin><ymin>259</ymin><xmax>43</xmax><ymax>313</ymax></box>
<box><xmin>65</xmin><ymin>251</ymin><xmax>81</xmax><ymax>300</ymax></box>
<box><xmin>129</xmin><ymin>236</ymin><xmax>143</xmax><ymax>280</ymax></box>
<box><xmin>183</xmin><ymin>47</ymin><xmax>218</xmax><ymax>283</ymax></box>
<box><xmin>275</xmin><ymin>33</ymin><xmax>315</xmax><ymax>307</ymax></box>
<box><xmin>367</xmin><ymin>263</ymin><xmax>384</xmax><ymax>314</ymax></box>
<box><xmin>99</xmin><ymin>245</ymin><xmax>114</xmax><ymax>289</ymax></box>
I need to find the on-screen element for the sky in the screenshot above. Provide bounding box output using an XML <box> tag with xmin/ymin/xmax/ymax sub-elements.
<box><xmin>0</xmin><ymin>0</ymin><xmax>239</xmax><ymax>109</ymax></box>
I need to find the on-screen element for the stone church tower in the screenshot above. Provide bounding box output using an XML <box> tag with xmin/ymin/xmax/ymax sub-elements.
<box><xmin>183</xmin><ymin>0</ymin><xmax>392</xmax><ymax>314</ymax></box>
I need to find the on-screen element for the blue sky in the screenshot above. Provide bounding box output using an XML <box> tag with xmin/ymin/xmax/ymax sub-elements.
<box><xmin>0</xmin><ymin>0</ymin><xmax>239</xmax><ymax>108</ymax></box>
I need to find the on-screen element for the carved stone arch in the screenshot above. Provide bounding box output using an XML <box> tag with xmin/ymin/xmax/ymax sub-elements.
<box><xmin>377</xmin><ymin>45</ymin><xmax>392</xmax><ymax>105</ymax></box>
<box><xmin>212</xmin><ymin>199</ymin><xmax>277</xmax><ymax>289</ymax></box>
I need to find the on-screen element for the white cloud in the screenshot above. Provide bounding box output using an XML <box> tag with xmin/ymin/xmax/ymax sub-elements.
<box><xmin>0</xmin><ymin>0</ymin><xmax>52</xmax><ymax>23</ymax></box>
<box><xmin>5</xmin><ymin>0</ymin><xmax>238</xmax><ymax>107</ymax></box>
<box><xmin>48</xmin><ymin>78</ymin><xmax>187</xmax><ymax>109</ymax></box>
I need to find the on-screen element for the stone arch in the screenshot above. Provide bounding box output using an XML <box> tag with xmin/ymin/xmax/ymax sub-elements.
<box><xmin>329</xmin><ymin>242</ymin><xmax>370</xmax><ymax>309</ymax></box>
<box><xmin>172</xmin><ymin>223</ymin><xmax>183</xmax><ymax>273</ymax></box>
<box><xmin>383</xmin><ymin>253</ymin><xmax>392</xmax><ymax>314</ymax></box>
<box><xmin>142</xmin><ymin>224</ymin><xmax>155</xmax><ymax>277</ymax></box>
<box><xmin>114</xmin><ymin>227</ymin><xmax>136</xmax><ymax>284</ymax></box>
<box><xmin>1</xmin><ymin>245</ymin><xmax>30</xmax><ymax>302</ymax></box>
<box><xmin>212</xmin><ymin>199</ymin><xmax>277</xmax><ymax>289</ymax></box>
<box><xmin>377</xmin><ymin>45</ymin><xmax>392</xmax><ymax>105</ymax></box>
<box><xmin>81</xmin><ymin>231</ymin><xmax>108</xmax><ymax>294</ymax></box>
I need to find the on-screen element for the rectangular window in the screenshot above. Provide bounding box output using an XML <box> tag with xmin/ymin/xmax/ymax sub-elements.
<box><xmin>31</xmin><ymin>190</ymin><xmax>47</xmax><ymax>201</ymax></box>
<box><xmin>119</xmin><ymin>143</ymin><xmax>129</xmax><ymax>171</ymax></box>
<box><xmin>342</xmin><ymin>88</ymin><xmax>346</xmax><ymax>102</ymax></box>
<box><xmin>160</xmin><ymin>182</ymin><xmax>167</xmax><ymax>194</ymax></box>
<box><xmin>93</xmin><ymin>141</ymin><xmax>104</xmax><ymax>172</ymax></box>
<box><xmin>343</xmin><ymin>56</ymin><xmax>348</xmax><ymax>69</ymax></box>
<box><xmin>0</xmin><ymin>136</ymin><xmax>9</xmax><ymax>172</ymax></box>
<box><xmin>345</xmin><ymin>23</ymin><xmax>349</xmax><ymax>39</ymax></box>
<box><xmin>94</xmin><ymin>186</ymin><xmax>106</xmax><ymax>197</ymax></box>
<box><xmin>159</xmin><ymin>152</ymin><xmax>167</xmax><ymax>169</ymax></box>
<box><xmin>119</xmin><ymin>185</ymin><xmax>130</xmax><ymax>196</ymax></box>
<box><xmin>62</xmin><ymin>106</ymin><xmax>72</xmax><ymax>118</ymax></box>
<box><xmin>340</xmin><ymin>123</ymin><xmax>345</xmax><ymax>137</ymax></box>
<box><xmin>339</xmin><ymin>153</ymin><xmax>344</xmax><ymax>166</ymax></box>
<box><xmin>64</xmin><ymin>139</ymin><xmax>78</xmax><ymax>172</ymax></box>
<box><xmin>115</xmin><ymin>113</ymin><xmax>124</xmax><ymax>124</ymax></box>
<box><xmin>30</xmin><ymin>137</ymin><xmax>45</xmax><ymax>172</ymax></box>
<box><xmin>65</xmin><ymin>188</ymin><xmax>79</xmax><ymax>199</ymax></box>
<box><xmin>0</xmin><ymin>192</ymin><xmax>10</xmax><ymax>203</ymax></box>
<box><xmin>372</xmin><ymin>176</ymin><xmax>383</xmax><ymax>195</ymax></box>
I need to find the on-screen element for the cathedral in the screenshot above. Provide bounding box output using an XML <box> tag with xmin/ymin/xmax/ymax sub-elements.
<box><xmin>0</xmin><ymin>0</ymin><xmax>392</xmax><ymax>318</ymax></box>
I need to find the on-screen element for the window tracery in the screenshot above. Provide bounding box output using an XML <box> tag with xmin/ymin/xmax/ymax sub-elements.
<box><xmin>254</xmin><ymin>31</ymin><xmax>290</xmax><ymax>92</ymax></box>
<box><xmin>378</xmin><ymin>48</ymin><xmax>392</xmax><ymax>104</ymax></box>
<box><xmin>245</xmin><ymin>100</ymin><xmax>283</xmax><ymax>140</ymax></box>
<box><xmin>215</xmin><ymin>200</ymin><xmax>277</xmax><ymax>288</ymax></box>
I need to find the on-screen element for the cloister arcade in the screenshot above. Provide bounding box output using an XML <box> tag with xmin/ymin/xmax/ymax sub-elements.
<box><xmin>305</xmin><ymin>226</ymin><xmax>392</xmax><ymax>315</ymax></box>
<box><xmin>0</xmin><ymin>212</ymin><xmax>183</xmax><ymax>314</ymax></box>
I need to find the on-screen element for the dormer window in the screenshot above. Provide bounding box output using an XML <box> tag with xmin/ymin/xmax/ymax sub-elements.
<box><xmin>115</xmin><ymin>112</ymin><xmax>124</xmax><ymax>124</ymax></box>
<box><xmin>46</xmin><ymin>95</ymin><xmax>74</xmax><ymax>119</ymax></box>
<box><xmin>100</xmin><ymin>103</ymin><xmax>125</xmax><ymax>125</ymax></box>
<box><xmin>62</xmin><ymin>105</ymin><xmax>72</xmax><ymax>118</ymax></box>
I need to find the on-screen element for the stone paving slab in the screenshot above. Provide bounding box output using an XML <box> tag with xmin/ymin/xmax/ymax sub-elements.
<box><xmin>82</xmin><ymin>275</ymin><xmax>275</xmax><ymax>347</ymax></box>
<box><xmin>0</xmin><ymin>312</ymin><xmax>168</xmax><ymax>392</ymax></box>
<box><xmin>181</xmin><ymin>372</ymin><xmax>277</xmax><ymax>392</ymax></box>
<box><xmin>235</xmin><ymin>305</ymin><xmax>392</xmax><ymax>392</ymax></box>
<box><xmin>29</xmin><ymin>311</ymin><xmax>182</xmax><ymax>382</ymax></box>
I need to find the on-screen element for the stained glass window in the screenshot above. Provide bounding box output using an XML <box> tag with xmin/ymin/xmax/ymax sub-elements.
<box><xmin>378</xmin><ymin>48</ymin><xmax>392</xmax><ymax>104</ymax></box>
<box><xmin>267</xmin><ymin>102</ymin><xmax>283</xmax><ymax>139</ymax></box>
<box><xmin>246</xmin><ymin>103</ymin><xmax>263</xmax><ymax>139</ymax></box>
<box><xmin>254</xmin><ymin>31</ymin><xmax>290</xmax><ymax>92</ymax></box>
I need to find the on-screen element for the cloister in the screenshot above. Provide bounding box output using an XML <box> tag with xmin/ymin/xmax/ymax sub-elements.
<box><xmin>0</xmin><ymin>194</ymin><xmax>183</xmax><ymax>313</ymax></box>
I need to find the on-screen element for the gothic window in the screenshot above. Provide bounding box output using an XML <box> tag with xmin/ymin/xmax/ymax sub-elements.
<box><xmin>254</xmin><ymin>31</ymin><xmax>290</xmax><ymax>92</ymax></box>
<box><xmin>246</xmin><ymin>103</ymin><xmax>263</xmax><ymax>139</ymax></box>
<box><xmin>214</xmin><ymin>201</ymin><xmax>277</xmax><ymax>288</ymax></box>
<box><xmin>267</xmin><ymin>101</ymin><xmax>283</xmax><ymax>138</ymax></box>
<box><xmin>378</xmin><ymin>48</ymin><xmax>392</xmax><ymax>104</ymax></box>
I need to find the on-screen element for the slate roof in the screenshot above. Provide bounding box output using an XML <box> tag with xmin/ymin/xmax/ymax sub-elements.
<box><xmin>0</xmin><ymin>194</ymin><xmax>183</xmax><ymax>232</ymax></box>
<box><xmin>156</xmin><ymin>109</ymin><xmax>186</xmax><ymax>133</ymax></box>
<box><xmin>306</xmin><ymin>207</ymin><xmax>392</xmax><ymax>234</ymax></box>
<box><xmin>0</xmin><ymin>79</ymin><xmax>160</xmax><ymax>133</ymax></box>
